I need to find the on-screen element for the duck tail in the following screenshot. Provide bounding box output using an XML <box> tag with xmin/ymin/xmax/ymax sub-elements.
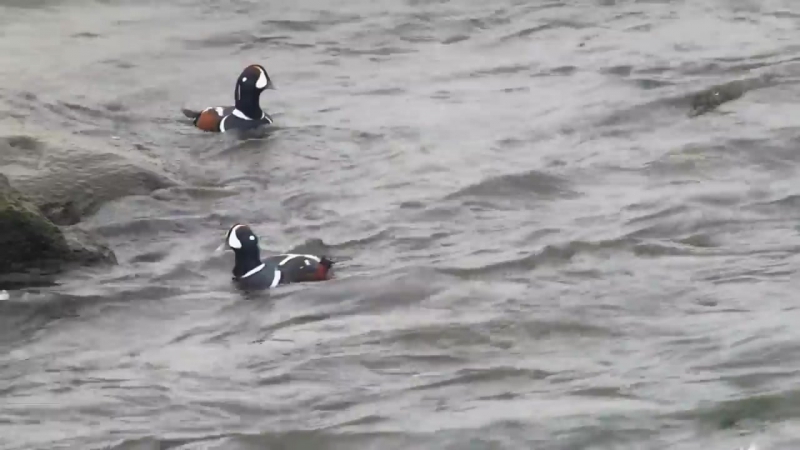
<box><xmin>181</xmin><ymin>108</ymin><xmax>201</xmax><ymax>122</ymax></box>
<box><xmin>315</xmin><ymin>257</ymin><xmax>335</xmax><ymax>280</ymax></box>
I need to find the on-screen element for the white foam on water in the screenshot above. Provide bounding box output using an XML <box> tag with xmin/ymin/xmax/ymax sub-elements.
<box><xmin>0</xmin><ymin>290</ymin><xmax>9</xmax><ymax>301</ymax></box>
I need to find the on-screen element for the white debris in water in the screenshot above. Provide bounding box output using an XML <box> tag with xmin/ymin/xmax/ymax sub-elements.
<box><xmin>0</xmin><ymin>290</ymin><xmax>8</xmax><ymax>301</ymax></box>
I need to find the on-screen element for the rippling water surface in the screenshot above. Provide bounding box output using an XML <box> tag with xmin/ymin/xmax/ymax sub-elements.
<box><xmin>2</xmin><ymin>0</ymin><xmax>800</xmax><ymax>449</ymax></box>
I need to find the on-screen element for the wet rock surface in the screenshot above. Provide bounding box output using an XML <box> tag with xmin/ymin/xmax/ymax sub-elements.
<box><xmin>0</xmin><ymin>172</ymin><xmax>116</xmax><ymax>288</ymax></box>
<box><xmin>0</xmin><ymin>173</ymin><xmax>69</xmax><ymax>273</ymax></box>
<box><xmin>0</xmin><ymin>134</ymin><xmax>178</xmax><ymax>225</ymax></box>
<box><xmin>688</xmin><ymin>75</ymin><xmax>776</xmax><ymax>117</ymax></box>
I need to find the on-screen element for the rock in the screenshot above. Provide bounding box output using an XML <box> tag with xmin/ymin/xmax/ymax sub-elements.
<box><xmin>688</xmin><ymin>81</ymin><xmax>746</xmax><ymax>117</ymax></box>
<box><xmin>62</xmin><ymin>226</ymin><xmax>118</xmax><ymax>267</ymax></box>
<box><xmin>0</xmin><ymin>132</ymin><xmax>178</xmax><ymax>225</ymax></box>
<box><xmin>688</xmin><ymin>74</ymin><xmax>777</xmax><ymax>118</ymax></box>
<box><xmin>0</xmin><ymin>173</ymin><xmax>116</xmax><ymax>288</ymax></box>
<box><xmin>0</xmin><ymin>173</ymin><xmax>69</xmax><ymax>273</ymax></box>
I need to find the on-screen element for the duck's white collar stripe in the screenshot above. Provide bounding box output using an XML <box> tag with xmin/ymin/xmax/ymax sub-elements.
<box><xmin>232</xmin><ymin>109</ymin><xmax>271</xmax><ymax>123</ymax></box>
<box><xmin>232</xmin><ymin>109</ymin><xmax>252</xmax><ymax>120</ymax></box>
<box><xmin>241</xmin><ymin>263</ymin><xmax>265</xmax><ymax>279</ymax></box>
<box><xmin>270</xmin><ymin>270</ymin><xmax>282</xmax><ymax>288</ymax></box>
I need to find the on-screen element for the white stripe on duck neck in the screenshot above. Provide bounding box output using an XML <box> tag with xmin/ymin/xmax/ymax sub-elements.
<box><xmin>232</xmin><ymin>109</ymin><xmax>269</xmax><ymax>121</ymax></box>
<box><xmin>232</xmin><ymin>109</ymin><xmax>256</xmax><ymax>120</ymax></box>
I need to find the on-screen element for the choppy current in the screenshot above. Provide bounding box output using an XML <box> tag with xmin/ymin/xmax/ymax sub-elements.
<box><xmin>2</xmin><ymin>0</ymin><xmax>800</xmax><ymax>449</ymax></box>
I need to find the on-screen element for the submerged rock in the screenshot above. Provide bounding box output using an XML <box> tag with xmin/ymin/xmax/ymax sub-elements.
<box><xmin>688</xmin><ymin>82</ymin><xmax>746</xmax><ymax>117</ymax></box>
<box><xmin>0</xmin><ymin>173</ymin><xmax>116</xmax><ymax>287</ymax></box>
<box><xmin>688</xmin><ymin>74</ymin><xmax>776</xmax><ymax>117</ymax></box>
<box><xmin>0</xmin><ymin>133</ymin><xmax>177</xmax><ymax>225</ymax></box>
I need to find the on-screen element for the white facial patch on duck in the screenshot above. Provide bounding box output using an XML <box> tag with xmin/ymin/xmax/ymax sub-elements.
<box><xmin>255</xmin><ymin>67</ymin><xmax>268</xmax><ymax>89</ymax></box>
<box><xmin>227</xmin><ymin>225</ymin><xmax>243</xmax><ymax>249</ymax></box>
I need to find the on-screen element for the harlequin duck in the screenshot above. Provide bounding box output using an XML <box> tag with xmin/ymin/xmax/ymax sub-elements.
<box><xmin>217</xmin><ymin>223</ymin><xmax>334</xmax><ymax>291</ymax></box>
<box><xmin>182</xmin><ymin>64</ymin><xmax>276</xmax><ymax>133</ymax></box>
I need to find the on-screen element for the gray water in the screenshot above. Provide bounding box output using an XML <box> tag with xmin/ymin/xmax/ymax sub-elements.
<box><xmin>1</xmin><ymin>0</ymin><xmax>800</xmax><ymax>449</ymax></box>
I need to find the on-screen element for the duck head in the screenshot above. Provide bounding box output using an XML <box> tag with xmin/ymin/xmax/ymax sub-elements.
<box><xmin>219</xmin><ymin>223</ymin><xmax>264</xmax><ymax>278</ymax></box>
<box><xmin>234</xmin><ymin>64</ymin><xmax>276</xmax><ymax>119</ymax></box>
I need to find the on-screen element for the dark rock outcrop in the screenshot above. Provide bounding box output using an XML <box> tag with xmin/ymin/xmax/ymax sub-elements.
<box><xmin>0</xmin><ymin>173</ymin><xmax>116</xmax><ymax>288</ymax></box>
<box><xmin>688</xmin><ymin>81</ymin><xmax>746</xmax><ymax>117</ymax></box>
<box><xmin>0</xmin><ymin>173</ymin><xmax>69</xmax><ymax>273</ymax></box>
<box><xmin>688</xmin><ymin>74</ymin><xmax>776</xmax><ymax>117</ymax></box>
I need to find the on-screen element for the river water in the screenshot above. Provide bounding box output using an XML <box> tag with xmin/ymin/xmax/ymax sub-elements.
<box><xmin>1</xmin><ymin>0</ymin><xmax>800</xmax><ymax>449</ymax></box>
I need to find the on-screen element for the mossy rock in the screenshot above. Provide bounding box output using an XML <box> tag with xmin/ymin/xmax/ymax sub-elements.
<box><xmin>0</xmin><ymin>174</ymin><xmax>68</xmax><ymax>272</ymax></box>
<box><xmin>688</xmin><ymin>82</ymin><xmax>746</xmax><ymax>117</ymax></box>
<box><xmin>0</xmin><ymin>173</ymin><xmax>116</xmax><ymax>285</ymax></box>
<box><xmin>688</xmin><ymin>75</ymin><xmax>776</xmax><ymax>118</ymax></box>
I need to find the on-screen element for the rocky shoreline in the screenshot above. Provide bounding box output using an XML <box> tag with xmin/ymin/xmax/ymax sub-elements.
<box><xmin>0</xmin><ymin>172</ymin><xmax>116</xmax><ymax>288</ymax></box>
<box><xmin>0</xmin><ymin>132</ymin><xmax>178</xmax><ymax>289</ymax></box>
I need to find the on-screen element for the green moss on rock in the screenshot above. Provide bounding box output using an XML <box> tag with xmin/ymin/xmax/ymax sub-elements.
<box><xmin>0</xmin><ymin>174</ymin><xmax>70</xmax><ymax>273</ymax></box>
<box><xmin>0</xmin><ymin>173</ymin><xmax>116</xmax><ymax>281</ymax></box>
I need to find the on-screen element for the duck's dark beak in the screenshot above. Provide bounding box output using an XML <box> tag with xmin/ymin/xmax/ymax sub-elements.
<box><xmin>215</xmin><ymin>242</ymin><xmax>228</xmax><ymax>253</ymax></box>
<box><xmin>266</xmin><ymin>79</ymin><xmax>277</xmax><ymax>90</ymax></box>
